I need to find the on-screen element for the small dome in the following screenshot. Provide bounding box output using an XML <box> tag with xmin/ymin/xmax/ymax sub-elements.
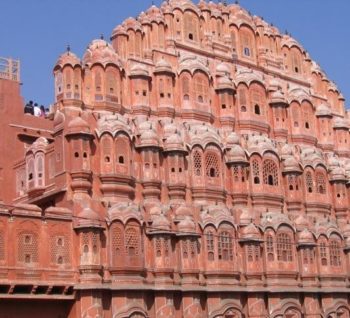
<box><xmin>294</xmin><ymin>214</ymin><xmax>309</xmax><ymax>230</ymax></box>
<box><xmin>333</xmin><ymin>117</ymin><xmax>349</xmax><ymax>129</ymax></box>
<box><xmin>281</xmin><ymin>143</ymin><xmax>293</xmax><ymax>157</ymax></box>
<box><xmin>216</xmin><ymin>62</ymin><xmax>230</xmax><ymax>76</ymax></box>
<box><xmin>329</xmin><ymin>167</ymin><xmax>346</xmax><ymax>182</ymax></box>
<box><xmin>345</xmin><ymin>237</ymin><xmax>350</xmax><ymax>250</ymax></box>
<box><xmin>154</xmin><ymin>58</ymin><xmax>174</xmax><ymax>74</ymax></box>
<box><xmin>316</xmin><ymin>104</ymin><xmax>332</xmax><ymax>117</ymax></box>
<box><xmin>268</xmin><ymin>78</ymin><xmax>281</xmax><ymax>91</ymax></box>
<box><xmin>67</xmin><ymin>117</ymin><xmax>90</xmax><ymax>133</ymax></box>
<box><xmin>140</xmin><ymin>129</ymin><xmax>159</xmax><ymax>147</ymax></box>
<box><xmin>269</xmin><ymin>89</ymin><xmax>288</xmax><ymax>106</ymax></box>
<box><xmin>75</xmin><ymin>208</ymin><xmax>103</xmax><ymax>229</ymax></box>
<box><xmin>175</xmin><ymin>205</ymin><xmax>192</xmax><ymax>217</ymax></box>
<box><xmin>177</xmin><ymin>216</ymin><xmax>196</xmax><ymax>233</ymax></box>
<box><xmin>164</xmin><ymin>133</ymin><xmax>186</xmax><ymax>153</ymax></box>
<box><xmin>283</xmin><ymin>156</ymin><xmax>302</xmax><ymax>174</ymax></box>
<box><xmin>216</xmin><ymin>75</ymin><xmax>234</xmax><ymax>90</ymax></box>
<box><xmin>111</xmin><ymin>24</ymin><xmax>127</xmax><ymax>37</ymax></box>
<box><xmin>152</xmin><ymin>213</ymin><xmax>171</xmax><ymax>231</ymax></box>
<box><xmin>83</xmin><ymin>38</ymin><xmax>120</xmax><ymax>67</ymax></box>
<box><xmin>130</xmin><ymin>63</ymin><xmax>150</xmax><ymax>77</ymax></box>
<box><xmin>226</xmin><ymin>132</ymin><xmax>240</xmax><ymax>146</ymax></box>
<box><xmin>343</xmin><ymin>223</ymin><xmax>350</xmax><ymax>238</ymax></box>
<box><xmin>163</xmin><ymin>122</ymin><xmax>177</xmax><ymax>137</ymax></box>
<box><xmin>226</xmin><ymin>145</ymin><xmax>248</xmax><ymax>165</ymax></box>
<box><xmin>241</xmin><ymin>223</ymin><xmax>260</xmax><ymax>240</ymax></box>
<box><xmin>53</xmin><ymin>111</ymin><xmax>65</xmax><ymax>127</ymax></box>
<box><xmin>239</xmin><ymin>209</ymin><xmax>253</xmax><ymax>225</ymax></box>
<box><xmin>298</xmin><ymin>229</ymin><xmax>314</xmax><ymax>245</ymax></box>
<box><xmin>55</xmin><ymin>51</ymin><xmax>81</xmax><ymax>69</ymax></box>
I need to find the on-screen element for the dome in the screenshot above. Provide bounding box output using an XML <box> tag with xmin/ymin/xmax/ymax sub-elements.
<box><xmin>316</xmin><ymin>104</ymin><xmax>332</xmax><ymax>117</ymax></box>
<box><xmin>294</xmin><ymin>214</ymin><xmax>309</xmax><ymax>231</ymax></box>
<box><xmin>130</xmin><ymin>63</ymin><xmax>150</xmax><ymax>78</ymax></box>
<box><xmin>152</xmin><ymin>213</ymin><xmax>171</xmax><ymax>231</ymax></box>
<box><xmin>269</xmin><ymin>89</ymin><xmax>288</xmax><ymax>107</ymax></box>
<box><xmin>140</xmin><ymin>129</ymin><xmax>159</xmax><ymax>147</ymax></box>
<box><xmin>239</xmin><ymin>208</ymin><xmax>253</xmax><ymax>225</ymax></box>
<box><xmin>298</xmin><ymin>229</ymin><xmax>315</xmax><ymax>245</ymax></box>
<box><xmin>226</xmin><ymin>132</ymin><xmax>240</xmax><ymax>146</ymax></box>
<box><xmin>164</xmin><ymin>133</ymin><xmax>186</xmax><ymax>153</ymax></box>
<box><xmin>75</xmin><ymin>208</ymin><xmax>103</xmax><ymax>229</ymax></box>
<box><xmin>226</xmin><ymin>145</ymin><xmax>248</xmax><ymax>165</ymax></box>
<box><xmin>216</xmin><ymin>75</ymin><xmax>234</xmax><ymax>91</ymax></box>
<box><xmin>333</xmin><ymin>117</ymin><xmax>349</xmax><ymax>129</ymax></box>
<box><xmin>83</xmin><ymin>38</ymin><xmax>121</xmax><ymax>67</ymax></box>
<box><xmin>175</xmin><ymin>205</ymin><xmax>192</xmax><ymax>217</ymax></box>
<box><xmin>283</xmin><ymin>156</ymin><xmax>302</xmax><ymax>174</ymax></box>
<box><xmin>55</xmin><ymin>50</ymin><xmax>81</xmax><ymax>69</ymax></box>
<box><xmin>241</xmin><ymin>223</ymin><xmax>260</xmax><ymax>241</ymax></box>
<box><xmin>281</xmin><ymin>143</ymin><xmax>293</xmax><ymax>157</ymax></box>
<box><xmin>177</xmin><ymin>216</ymin><xmax>196</xmax><ymax>233</ymax></box>
<box><xmin>329</xmin><ymin>166</ymin><xmax>347</xmax><ymax>182</ymax></box>
<box><xmin>345</xmin><ymin>237</ymin><xmax>350</xmax><ymax>250</ymax></box>
<box><xmin>53</xmin><ymin>111</ymin><xmax>65</xmax><ymax>127</ymax></box>
<box><xmin>216</xmin><ymin>62</ymin><xmax>230</xmax><ymax>76</ymax></box>
<box><xmin>163</xmin><ymin>122</ymin><xmax>177</xmax><ymax>137</ymax></box>
<box><xmin>343</xmin><ymin>223</ymin><xmax>350</xmax><ymax>238</ymax></box>
<box><xmin>67</xmin><ymin>117</ymin><xmax>92</xmax><ymax>135</ymax></box>
<box><xmin>154</xmin><ymin>58</ymin><xmax>174</xmax><ymax>75</ymax></box>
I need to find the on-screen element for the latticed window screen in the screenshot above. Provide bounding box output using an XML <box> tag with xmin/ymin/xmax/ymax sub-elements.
<box><xmin>194</xmin><ymin>76</ymin><xmax>207</xmax><ymax>103</ymax></box>
<box><xmin>218</xmin><ymin>231</ymin><xmax>233</xmax><ymax>261</ymax></box>
<box><xmin>125</xmin><ymin>227</ymin><xmax>139</xmax><ymax>256</ymax></box>
<box><xmin>233</xmin><ymin>166</ymin><xmax>239</xmax><ymax>182</ymax></box>
<box><xmin>163</xmin><ymin>237</ymin><xmax>170</xmax><ymax>257</ymax></box>
<box><xmin>112</xmin><ymin>225</ymin><xmax>123</xmax><ymax>257</ymax></box>
<box><xmin>95</xmin><ymin>71</ymin><xmax>102</xmax><ymax>92</ymax></box>
<box><xmin>190</xmin><ymin>238</ymin><xmax>197</xmax><ymax>258</ymax></box>
<box><xmin>18</xmin><ymin>232</ymin><xmax>38</xmax><ymax>264</ymax></box>
<box><xmin>329</xmin><ymin>240</ymin><xmax>341</xmax><ymax>267</ymax></box>
<box><xmin>262</xmin><ymin>159</ymin><xmax>278</xmax><ymax>186</ymax></box>
<box><xmin>252</xmin><ymin>159</ymin><xmax>260</xmax><ymax>184</ymax></box>
<box><xmin>182</xmin><ymin>240</ymin><xmax>189</xmax><ymax>259</ymax></box>
<box><xmin>305</xmin><ymin>171</ymin><xmax>314</xmax><ymax>193</ymax></box>
<box><xmin>193</xmin><ymin>150</ymin><xmax>203</xmax><ymax>176</ymax></box>
<box><xmin>205</xmin><ymin>152</ymin><xmax>220</xmax><ymax>178</ymax></box>
<box><xmin>50</xmin><ymin>234</ymin><xmax>70</xmax><ymax>265</ymax></box>
<box><xmin>238</xmin><ymin>88</ymin><xmax>247</xmax><ymax>105</ymax></box>
<box><xmin>320</xmin><ymin>242</ymin><xmax>328</xmax><ymax>266</ymax></box>
<box><xmin>0</xmin><ymin>231</ymin><xmax>4</xmax><ymax>261</ymax></box>
<box><xmin>247</xmin><ymin>244</ymin><xmax>253</xmax><ymax>262</ymax></box>
<box><xmin>182</xmin><ymin>77</ymin><xmax>190</xmax><ymax>99</ymax></box>
<box><xmin>206</xmin><ymin>231</ymin><xmax>214</xmax><ymax>261</ymax></box>
<box><xmin>288</xmin><ymin>174</ymin><xmax>299</xmax><ymax>191</ymax></box>
<box><xmin>316</xmin><ymin>172</ymin><xmax>326</xmax><ymax>194</ymax></box>
<box><xmin>266</xmin><ymin>234</ymin><xmax>274</xmax><ymax>261</ymax></box>
<box><xmin>276</xmin><ymin>233</ymin><xmax>293</xmax><ymax>262</ymax></box>
<box><xmin>155</xmin><ymin>237</ymin><xmax>162</xmax><ymax>257</ymax></box>
<box><xmin>303</xmin><ymin>247</ymin><xmax>314</xmax><ymax>265</ymax></box>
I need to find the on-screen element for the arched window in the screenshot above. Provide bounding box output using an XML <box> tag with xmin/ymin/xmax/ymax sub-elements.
<box><xmin>205</xmin><ymin>152</ymin><xmax>220</xmax><ymax>178</ymax></box>
<box><xmin>319</xmin><ymin>241</ymin><xmax>328</xmax><ymax>266</ymax></box>
<box><xmin>35</xmin><ymin>153</ymin><xmax>45</xmax><ymax>187</ymax></box>
<box><xmin>329</xmin><ymin>239</ymin><xmax>341</xmax><ymax>267</ymax></box>
<box><xmin>193</xmin><ymin>149</ymin><xmax>203</xmax><ymax>177</ymax></box>
<box><xmin>106</xmin><ymin>68</ymin><xmax>119</xmax><ymax>103</ymax></box>
<box><xmin>305</xmin><ymin>171</ymin><xmax>314</xmax><ymax>193</ymax></box>
<box><xmin>276</xmin><ymin>233</ymin><xmax>293</xmax><ymax>262</ymax></box>
<box><xmin>252</xmin><ymin>159</ymin><xmax>260</xmax><ymax>184</ymax></box>
<box><xmin>247</xmin><ymin>243</ymin><xmax>260</xmax><ymax>262</ymax></box>
<box><xmin>0</xmin><ymin>230</ymin><xmax>5</xmax><ymax>261</ymax></box>
<box><xmin>101</xmin><ymin>134</ymin><xmax>113</xmax><ymax>173</ymax></box>
<box><xmin>241</xmin><ymin>30</ymin><xmax>254</xmax><ymax>58</ymax></box>
<box><xmin>125</xmin><ymin>227</ymin><xmax>139</xmax><ymax>257</ymax></box>
<box><xmin>55</xmin><ymin>72</ymin><xmax>63</xmax><ymax>97</ymax></box>
<box><xmin>263</xmin><ymin>159</ymin><xmax>278</xmax><ymax>186</ymax></box>
<box><xmin>266</xmin><ymin>234</ymin><xmax>274</xmax><ymax>261</ymax></box>
<box><xmin>302</xmin><ymin>247</ymin><xmax>314</xmax><ymax>265</ymax></box>
<box><xmin>205</xmin><ymin>229</ymin><xmax>215</xmax><ymax>261</ymax></box>
<box><xmin>218</xmin><ymin>231</ymin><xmax>233</xmax><ymax>261</ymax></box>
<box><xmin>184</xmin><ymin>11</ymin><xmax>199</xmax><ymax>42</ymax></box>
<box><xmin>194</xmin><ymin>73</ymin><xmax>208</xmax><ymax>104</ymax></box>
<box><xmin>288</xmin><ymin>174</ymin><xmax>299</xmax><ymax>191</ymax></box>
<box><xmin>115</xmin><ymin>137</ymin><xmax>130</xmax><ymax>175</ymax></box>
<box><xmin>111</xmin><ymin>223</ymin><xmax>124</xmax><ymax>261</ymax></box>
<box><xmin>50</xmin><ymin>234</ymin><xmax>70</xmax><ymax>266</ymax></box>
<box><xmin>316</xmin><ymin>172</ymin><xmax>326</xmax><ymax>194</ymax></box>
<box><xmin>182</xmin><ymin>76</ymin><xmax>190</xmax><ymax>101</ymax></box>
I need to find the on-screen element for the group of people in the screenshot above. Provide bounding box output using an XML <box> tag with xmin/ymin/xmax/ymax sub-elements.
<box><xmin>24</xmin><ymin>101</ymin><xmax>48</xmax><ymax>118</ymax></box>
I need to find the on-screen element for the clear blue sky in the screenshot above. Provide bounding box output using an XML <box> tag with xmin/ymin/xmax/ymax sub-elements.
<box><xmin>1</xmin><ymin>0</ymin><xmax>349</xmax><ymax>108</ymax></box>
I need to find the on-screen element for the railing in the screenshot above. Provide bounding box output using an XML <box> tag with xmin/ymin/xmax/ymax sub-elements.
<box><xmin>0</xmin><ymin>57</ymin><xmax>20</xmax><ymax>82</ymax></box>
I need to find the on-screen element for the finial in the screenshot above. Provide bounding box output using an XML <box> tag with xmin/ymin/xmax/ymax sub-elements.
<box><xmin>66</xmin><ymin>44</ymin><xmax>71</xmax><ymax>53</ymax></box>
<box><xmin>152</xmin><ymin>0</ymin><xmax>154</xmax><ymax>5</ymax></box>
<box><xmin>223</xmin><ymin>0</ymin><xmax>227</xmax><ymax>5</ymax></box>
<box><xmin>100</xmin><ymin>34</ymin><xmax>104</xmax><ymax>40</ymax></box>
<box><xmin>235</xmin><ymin>0</ymin><xmax>239</xmax><ymax>4</ymax></box>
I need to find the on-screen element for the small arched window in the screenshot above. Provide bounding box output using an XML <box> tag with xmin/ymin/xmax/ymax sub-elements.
<box><xmin>205</xmin><ymin>152</ymin><xmax>220</xmax><ymax>178</ymax></box>
<box><xmin>252</xmin><ymin>159</ymin><xmax>260</xmax><ymax>184</ymax></box>
<box><xmin>316</xmin><ymin>172</ymin><xmax>326</xmax><ymax>194</ymax></box>
<box><xmin>266</xmin><ymin>234</ymin><xmax>274</xmax><ymax>261</ymax></box>
<box><xmin>276</xmin><ymin>233</ymin><xmax>293</xmax><ymax>262</ymax></box>
<box><xmin>329</xmin><ymin>239</ymin><xmax>341</xmax><ymax>267</ymax></box>
<box><xmin>218</xmin><ymin>231</ymin><xmax>233</xmax><ymax>261</ymax></box>
<box><xmin>205</xmin><ymin>230</ymin><xmax>215</xmax><ymax>261</ymax></box>
<box><xmin>182</xmin><ymin>76</ymin><xmax>190</xmax><ymax>101</ymax></box>
<box><xmin>262</xmin><ymin>159</ymin><xmax>278</xmax><ymax>186</ymax></box>
<box><xmin>319</xmin><ymin>241</ymin><xmax>328</xmax><ymax>266</ymax></box>
<box><xmin>125</xmin><ymin>227</ymin><xmax>139</xmax><ymax>257</ymax></box>
<box><xmin>193</xmin><ymin>149</ymin><xmax>203</xmax><ymax>177</ymax></box>
<box><xmin>305</xmin><ymin>171</ymin><xmax>313</xmax><ymax>193</ymax></box>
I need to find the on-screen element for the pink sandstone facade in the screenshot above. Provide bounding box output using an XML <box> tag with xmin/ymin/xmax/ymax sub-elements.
<box><xmin>1</xmin><ymin>0</ymin><xmax>350</xmax><ymax>317</ymax></box>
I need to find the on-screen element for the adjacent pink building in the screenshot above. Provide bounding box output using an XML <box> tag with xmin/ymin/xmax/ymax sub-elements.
<box><xmin>1</xmin><ymin>0</ymin><xmax>350</xmax><ymax>317</ymax></box>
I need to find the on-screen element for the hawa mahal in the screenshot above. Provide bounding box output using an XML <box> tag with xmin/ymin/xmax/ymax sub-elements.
<box><xmin>0</xmin><ymin>0</ymin><xmax>350</xmax><ymax>317</ymax></box>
